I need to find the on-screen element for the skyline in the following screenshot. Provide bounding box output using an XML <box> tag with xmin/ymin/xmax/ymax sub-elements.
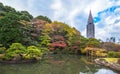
<box><xmin>0</xmin><ymin>0</ymin><xmax>120</xmax><ymax>41</ymax></box>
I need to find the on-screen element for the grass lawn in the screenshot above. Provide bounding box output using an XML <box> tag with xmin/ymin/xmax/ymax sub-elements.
<box><xmin>103</xmin><ymin>58</ymin><xmax>119</xmax><ymax>63</ymax></box>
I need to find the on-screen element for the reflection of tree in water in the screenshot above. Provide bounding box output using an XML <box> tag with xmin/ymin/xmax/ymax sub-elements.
<box><xmin>77</xmin><ymin>56</ymin><xmax>101</xmax><ymax>74</ymax></box>
<box><xmin>46</xmin><ymin>54</ymin><xmax>101</xmax><ymax>74</ymax></box>
<box><xmin>0</xmin><ymin>54</ymin><xmax>114</xmax><ymax>74</ymax></box>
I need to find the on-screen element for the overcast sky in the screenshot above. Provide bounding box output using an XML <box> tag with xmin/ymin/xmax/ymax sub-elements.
<box><xmin>0</xmin><ymin>0</ymin><xmax>120</xmax><ymax>42</ymax></box>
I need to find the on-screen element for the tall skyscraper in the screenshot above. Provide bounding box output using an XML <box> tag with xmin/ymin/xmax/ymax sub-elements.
<box><xmin>86</xmin><ymin>10</ymin><xmax>95</xmax><ymax>38</ymax></box>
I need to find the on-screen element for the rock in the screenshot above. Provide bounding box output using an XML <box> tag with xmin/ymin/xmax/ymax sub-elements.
<box><xmin>95</xmin><ymin>58</ymin><xmax>120</xmax><ymax>72</ymax></box>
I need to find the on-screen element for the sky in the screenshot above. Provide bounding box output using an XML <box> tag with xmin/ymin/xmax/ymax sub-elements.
<box><xmin>0</xmin><ymin>0</ymin><xmax>120</xmax><ymax>42</ymax></box>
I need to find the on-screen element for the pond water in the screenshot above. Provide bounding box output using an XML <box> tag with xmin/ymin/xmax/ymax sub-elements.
<box><xmin>0</xmin><ymin>54</ymin><xmax>119</xmax><ymax>74</ymax></box>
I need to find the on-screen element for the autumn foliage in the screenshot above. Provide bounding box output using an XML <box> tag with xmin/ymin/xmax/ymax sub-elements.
<box><xmin>49</xmin><ymin>41</ymin><xmax>67</xmax><ymax>50</ymax></box>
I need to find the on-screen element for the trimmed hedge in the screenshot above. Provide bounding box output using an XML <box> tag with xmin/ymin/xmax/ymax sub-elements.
<box><xmin>108</xmin><ymin>51</ymin><xmax>120</xmax><ymax>58</ymax></box>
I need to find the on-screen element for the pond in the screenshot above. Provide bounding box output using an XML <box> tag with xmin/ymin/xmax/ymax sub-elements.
<box><xmin>0</xmin><ymin>54</ymin><xmax>119</xmax><ymax>74</ymax></box>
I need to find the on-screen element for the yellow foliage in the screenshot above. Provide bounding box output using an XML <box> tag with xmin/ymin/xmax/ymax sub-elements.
<box><xmin>19</xmin><ymin>20</ymin><xmax>31</xmax><ymax>26</ymax></box>
<box><xmin>83</xmin><ymin>47</ymin><xmax>107</xmax><ymax>57</ymax></box>
<box><xmin>0</xmin><ymin>54</ymin><xmax>4</xmax><ymax>59</ymax></box>
<box><xmin>0</xmin><ymin>16</ymin><xmax>4</xmax><ymax>18</ymax></box>
<box><xmin>81</xmin><ymin>49</ymin><xmax>87</xmax><ymax>54</ymax></box>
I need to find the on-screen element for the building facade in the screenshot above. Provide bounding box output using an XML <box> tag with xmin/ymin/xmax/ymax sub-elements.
<box><xmin>86</xmin><ymin>10</ymin><xmax>95</xmax><ymax>38</ymax></box>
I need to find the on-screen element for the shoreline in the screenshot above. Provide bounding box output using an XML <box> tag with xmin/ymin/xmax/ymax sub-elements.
<box><xmin>94</xmin><ymin>58</ymin><xmax>120</xmax><ymax>72</ymax></box>
<box><xmin>0</xmin><ymin>59</ymin><xmax>37</xmax><ymax>64</ymax></box>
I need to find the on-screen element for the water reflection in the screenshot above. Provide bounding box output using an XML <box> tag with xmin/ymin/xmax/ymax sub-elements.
<box><xmin>0</xmin><ymin>54</ymin><xmax>118</xmax><ymax>74</ymax></box>
<box><xmin>95</xmin><ymin>69</ymin><xmax>117</xmax><ymax>74</ymax></box>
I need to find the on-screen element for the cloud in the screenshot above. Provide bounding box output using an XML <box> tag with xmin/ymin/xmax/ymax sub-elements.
<box><xmin>95</xmin><ymin>68</ymin><xmax>115</xmax><ymax>74</ymax></box>
<box><xmin>0</xmin><ymin>0</ymin><xmax>53</xmax><ymax>17</ymax></box>
<box><xmin>0</xmin><ymin>0</ymin><xmax>28</xmax><ymax>10</ymax></box>
<box><xmin>50</xmin><ymin>0</ymin><xmax>91</xmax><ymax>30</ymax></box>
<box><xmin>94</xmin><ymin>5</ymin><xmax>120</xmax><ymax>41</ymax></box>
<box><xmin>50</xmin><ymin>0</ymin><xmax>120</xmax><ymax>39</ymax></box>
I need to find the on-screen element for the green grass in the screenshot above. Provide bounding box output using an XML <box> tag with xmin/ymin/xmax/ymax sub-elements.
<box><xmin>103</xmin><ymin>58</ymin><xmax>119</xmax><ymax>63</ymax></box>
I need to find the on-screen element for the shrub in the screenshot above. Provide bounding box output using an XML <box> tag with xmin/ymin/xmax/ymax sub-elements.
<box><xmin>0</xmin><ymin>46</ymin><xmax>6</xmax><ymax>54</ymax></box>
<box><xmin>95</xmin><ymin>50</ymin><xmax>107</xmax><ymax>57</ymax></box>
<box><xmin>108</xmin><ymin>51</ymin><xmax>120</xmax><ymax>58</ymax></box>
<box><xmin>5</xmin><ymin>43</ymin><xmax>27</xmax><ymax>60</ymax></box>
<box><xmin>24</xmin><ymin>46</ymin><xmax>43</xmax><ymax>60</ymax></box>
<box><xmin>6</xmin><ymin>43</ymin><xmax>26</xmax><ymax>53</ymax></box>
<box><xmin>81</xmin><ymin>49</ymin><xmax>87</xmax><ymax>55</ymax></box>
<box><xmin>1</xmin><ymin>43</ymin><xmax>43</xmax><ymax>61</ymax></box>
<box><xmin>40</xmin><ymin>47</ymin><xmax>49</xmax><ymax>54</ymax></box>
<box><xmin>108</xmin><ymin>51</ymin><xmax>114</xmax><ymax>57</ymax></box>
<box><xmin>0</xmin><ymin>12</ymin><xmax>6</xmax><ymax>16</ymax></box>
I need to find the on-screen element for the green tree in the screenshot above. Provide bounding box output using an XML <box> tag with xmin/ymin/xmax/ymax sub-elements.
<box><xmin>79</xmin><ymin>36</ymin><xmax>88</xmax><ymax>49</ymax></box>
<box><xmin>38</xmin><ymin>34</ymin><xmax>50</xmax><ymax>54</ymax></box>
<box><xmin>87</xmin><ymin>38</ymin><xmax>100</xmax><ymax>47</ymax></box>
<box><xmin>39</xmin><ymin>34</ymin><xmax>51</xmax><ymax>47</ymax></box>
<box><xmin>0</xmin><ymin>13</ymin><xmax>24</xmax><ymax>47</ymax></box>
<box><xmin>0</xmin><ymin>12</ymin><xmax>6</xmax><ymax>16</ymax></box>
<box><xmin>3</xmin><ymin>6</ymin><xmax>16</xmax><ymax>12</ymax></box>
<box><xmin>19</xmin><ymin>11</ymin><xmax>33</xmax><ymax>21</ymax></box>
<box><xmin>0</xmin><ymin>3</ymin><xmax>4</xmax><ymax>11</ymax></box>
<box><xmin>36</xmin><ymin>15</ymin><xmax>52</xmax><ymax>23</ymax></box>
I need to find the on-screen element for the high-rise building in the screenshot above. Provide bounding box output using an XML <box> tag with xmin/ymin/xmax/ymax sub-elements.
<box><xmin>86</xmin><ymin>10</ymin><xmax>95</xmax><ymax>38</ymax></box>
<box><xmin>106</xmin><ymin>37</ymin><xmax>116</xmax><ymax>43</ymax></box>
